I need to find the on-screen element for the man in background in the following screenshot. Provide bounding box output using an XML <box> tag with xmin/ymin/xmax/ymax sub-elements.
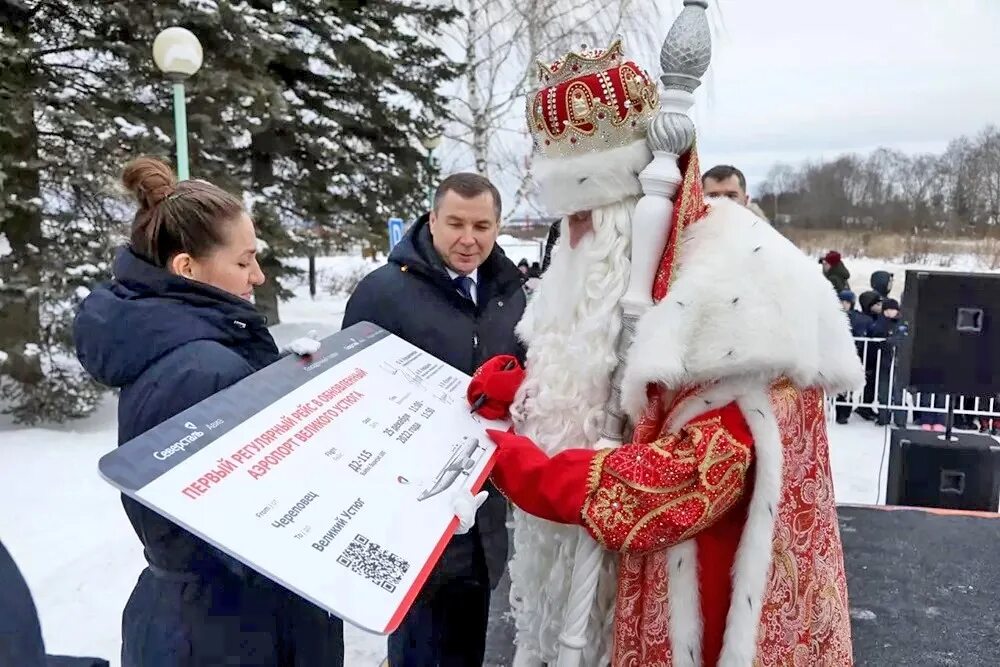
<box><xmin>702</xmin><ymin>164</ymin><xmax>750</xmax><ymax>206</ymax></box>
<box><xmin>703</xmin><ymin>163</ymin><xmax>771</xmax><ymax>220</ymax></box>
<box><xmin>342</xmin><ymin>173</ymin><xmax>526</xmax><ymax>666</ymax></box>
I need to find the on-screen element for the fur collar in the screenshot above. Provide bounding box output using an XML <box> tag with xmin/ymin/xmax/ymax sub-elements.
<box><xmin>620</xmin><ymin>199</ymin><xmax>864</xmax><ymax>421</ymax></box>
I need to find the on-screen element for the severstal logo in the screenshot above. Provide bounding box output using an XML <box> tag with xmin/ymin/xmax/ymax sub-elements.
<box><xmin>154</xmin><ymin>421</ymin><xmax>206</xmax><ymax>461</ymax></box>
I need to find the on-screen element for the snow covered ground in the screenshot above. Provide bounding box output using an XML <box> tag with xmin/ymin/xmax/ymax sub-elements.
<box><xmin>0</xmin><ymin>251</ymin><xmax>978</xmax><ymax>665</ymax></box>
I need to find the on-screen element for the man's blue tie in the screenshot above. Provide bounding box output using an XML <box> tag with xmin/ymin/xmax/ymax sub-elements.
<box><xmin>453</xmin><ymin>275</ymin><xmax>475</xmax><ymax>302</ymax></box>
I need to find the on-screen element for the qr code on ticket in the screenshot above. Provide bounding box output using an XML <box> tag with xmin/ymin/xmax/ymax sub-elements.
<box><xmin>336</xmin><ymin>534</ymin><xmax>410</xmax><ymax>593</ymax></box>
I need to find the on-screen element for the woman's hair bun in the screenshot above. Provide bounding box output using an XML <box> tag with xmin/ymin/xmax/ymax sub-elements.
<box><xmin>122</xmin><ymin>156</ymin><xmax>178</xmax><ymax>210</ymax></box>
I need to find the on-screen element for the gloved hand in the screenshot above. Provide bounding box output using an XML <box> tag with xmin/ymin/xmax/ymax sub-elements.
<box><xmin>467</xmin><ymin>355</ymin><xmax>526</xmax><ymax>420</ymax></box>
<box><xmin>451</xmin><ymin>489</ymin><xmax>489</xmax><ymax>535</ymax></box>
<box><xmin>485</xmin><ymin>428</ymin><xmax>592</xmax><ymax>526</ymax></box>
<box><xmin>283</xmin><ymin>329</ymin><xmax>321</xmax><ymax>357</ymax></box>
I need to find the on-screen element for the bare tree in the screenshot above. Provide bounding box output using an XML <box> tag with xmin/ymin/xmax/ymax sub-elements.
<box><xmin>756</xmin><ymin>124</ymin><xmax>1000</xmax><ymax>236</ymax></box>
<box><xmin>968</xmin><ymin>126</ymin><xmax>1000</xmax><ymax>228</ymax></box>
<box><xmin>762</xmin><ymin>162</ymin><xmax>796</xmax><ymax>221</ymax></box>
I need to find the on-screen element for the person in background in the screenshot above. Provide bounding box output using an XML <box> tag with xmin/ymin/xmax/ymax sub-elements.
<box><xmin>914</xmin><ymin>394</ymin><xmax>947</xmax><ymax>431</ymax></box>
<box><xmin>835</xmin><ymin>290</ymin><xmax>873</xmax><ymax>424</ymax></box>
<box><xmin>868</xmin><ymin>298</ymin><xmax>908</xmax><ymax>427</ymax></box>
<box><xmin>702</xmin><ymin>164</ymin><xmax>750</xmax><ymax>206</ymax></box>
<box><xmin>820</xmin><ymin>250</ymin><xmax>851</xmax><ymax>292</ymax></box>
<box><xmin>854</xmin><ymin>291</ymin><xmax>883</xmax><ymax>421</ymax></box>
<box><xmin>840</xmin><ymin>290</ymin><xmax>872</xmax><ymax>337</ymax></box>
<box><xmin>516</xmin><ymin>258</ymin><xmax>530</xmax><ymax>283</ymax></box>
<box><xmin>702</xmin><ymin>164</ymin><xmax>775</xmax><ymax>222</ymax></box>
<box><xmin>342</xmin><ymin>173</ymin><xmax>526</xmax><ymax>667</ymax></box>
<box><xmin>870</xmin><ymin>270</ymin><xmax>893</xmax><ymax>299</ymax></box>
<box><xmin>73</xmin><ymin>157</ymin><xmax>344</xmax><ymax>667</ymax></box>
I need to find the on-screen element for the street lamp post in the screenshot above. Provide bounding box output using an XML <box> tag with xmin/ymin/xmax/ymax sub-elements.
<box><xmin>421</xmin><ymin>133</ymin><xmax>442</xmax><ymax>211</ymax></box>
<box><xmin>152</xmin><ymin>27</ymin><xmax>204</xmax><ymax>180</ymax></box>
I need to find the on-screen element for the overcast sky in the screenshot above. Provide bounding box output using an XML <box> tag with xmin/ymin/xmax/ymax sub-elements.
<box><xmin>694</xmin><ymin>0</ymin><xmax>1000</xmax><ymax>197</ymax></box>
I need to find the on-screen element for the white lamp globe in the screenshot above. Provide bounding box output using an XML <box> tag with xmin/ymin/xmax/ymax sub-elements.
<box><xmin>421</xmin><ymin>133</ymin><xmax>443</xmax><ymax>150</ymax></box>
<box><xmin>152</xmin><ymin>27</ymin><xmax>204</xmax><ymax>77</ymax></box>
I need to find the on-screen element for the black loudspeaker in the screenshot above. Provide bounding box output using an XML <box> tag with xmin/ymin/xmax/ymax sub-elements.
<box><xmin>897</xmin><ymin>269</ymin><xmax>1000</xmax><ymax>397</ymax></box>
<box><xmin>886</xmin><ymin>428</ymin><xmax>1000</xmax><ymax>511</ymax></box>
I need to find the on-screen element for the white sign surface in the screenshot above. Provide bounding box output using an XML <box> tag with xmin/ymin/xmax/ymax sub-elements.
<box><xmin>99</xmin><ymin>323</ymin><xmax>503</xmax><ymax>633</ymax></box>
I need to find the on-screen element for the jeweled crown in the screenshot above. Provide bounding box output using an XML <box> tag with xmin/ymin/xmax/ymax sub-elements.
<box><xmin>528</xmin><ymin>38</ymin><xmax>659</xmax><ymax>159</ymax></box>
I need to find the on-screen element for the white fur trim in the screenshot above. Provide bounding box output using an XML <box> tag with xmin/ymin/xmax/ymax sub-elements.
<box><xmin>666</xmin><ymin>540</ymin><xmax>702</xmax><ymax>667</ymax></box>
<box><xmin>717</xmin><ymin>387</ymin><xmax>784</xmax><ymax>667</ymax></box>
<box><xmin>620</xmin><ymin>199</ymin><xmax>865</xmax><ymax>421</ymax></box>
<box><xmin>534</xmin><ymin>140</ymin><xmax>652</xmax><ymax>216</ymax></box>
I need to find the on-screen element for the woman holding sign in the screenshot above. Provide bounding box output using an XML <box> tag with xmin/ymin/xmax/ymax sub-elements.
<box><xmin>74</xmin><ymin>158</ymin><xmax>344</xmax><ymax>666</ymax></box>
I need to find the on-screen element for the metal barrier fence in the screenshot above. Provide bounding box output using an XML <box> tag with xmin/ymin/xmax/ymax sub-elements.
<box><xmin>826</xmin><ymin>337</ymin><xmax>1000</xmax><ymax>429</ymax></box>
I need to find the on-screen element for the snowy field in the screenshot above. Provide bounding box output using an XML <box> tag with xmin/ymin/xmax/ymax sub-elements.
<box><xmin>0</xmin><ymin>251</ymin><xmax>987</xmax><ymax>665</ymax></box>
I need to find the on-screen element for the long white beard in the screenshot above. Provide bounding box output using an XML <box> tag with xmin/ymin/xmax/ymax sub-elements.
<box><xmin>507</xmin><ymin>198</ymin><xmax>634</xmax><ymax>666</ymax></box>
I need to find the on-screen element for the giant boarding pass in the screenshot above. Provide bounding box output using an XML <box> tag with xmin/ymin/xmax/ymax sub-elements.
<box><xmin>98</xmin><ymin>322</ymin><xmax>503</xmax><ymax>634</ymax></box>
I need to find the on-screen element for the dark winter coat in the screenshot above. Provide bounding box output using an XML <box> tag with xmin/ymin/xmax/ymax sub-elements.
<box><xmin>73</xmin><ymin>248</ymin><xmax>343</xmax><ymax>667</ymax></box>
<box><xmin>867</xmin><ymin>313</ymin><xmax>909</xmax><ymax>376</ymax></box>
<box><xmin>846</xmin><ymin>309</ymin><xmax>873</xmax><ymax>338</ymax></box>
<box><xmin>0</xmin><ymin>538</ymin><xmax>45</xmax><ymax>667</ymax></box>
<box><xmin>342</xmin><ymin>213</ymin><xmax>526</xmax><ymax>589</ymax></box>
<box><xmin>868</xmin><ymin>313</ymin><xmax>907</xmax><ymax>341</ymax></box>
<box><xmin>0</xmin><ymin>539</ymin><xmax>109</xmax><ymax>667</ymax></box>
<box><xmin>824</xmin><ymin>261</ymin><xmax>851</xmax><ymax>292</ymax></box>
<box><xmin>858</xmin><ymin>290</ymin><xmax>882</xmax><ymax>318</ymax></box>
<box><xmin>870</xmin><ymin>270</ymin><xmax>892</xmax><ymax>298</ymax></box>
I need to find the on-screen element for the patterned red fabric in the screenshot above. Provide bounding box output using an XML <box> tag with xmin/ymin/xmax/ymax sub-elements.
<box><xmin>611</xmin><ymin>382</ymin><xmax>854</xmax><ymax>666</ymax></box>
<box><xmin>467</xmin><ymin>355</ymin><xmax>525</xmax><ymax>420</ymax></box>
<box><xmin>485</xmin><ymin>401</ymin><xmax>754</xmax><ymax>558</ymax></box>
<box><xmin>529</xmin><ymin>39</ymin><xmax>658</xmax><ymax>155</ymax></box>
<box><xmin>651</xmin><ymin>147</ymin><xmax>709</xmax><ymax>302</ymax></box>
<box><xmin>581</xmin><ymin>402</ymin><xmax>754</xmax><ymax>554</ymax></box>
<box><xmin>606</xmin><ymin>146</ymin><xmax>851</xmax><ymax>664</ymax></box>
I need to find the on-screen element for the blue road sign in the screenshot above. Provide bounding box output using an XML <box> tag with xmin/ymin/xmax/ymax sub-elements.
<box><xmin>387</xmin><ymin>217</ymin><xmax>405</xmax><ymax>252</ymax></box>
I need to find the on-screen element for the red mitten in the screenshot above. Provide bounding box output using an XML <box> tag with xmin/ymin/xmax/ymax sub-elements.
<box><xmin>485</xmin><ymin>428</ymin><xmax>592</xmax><ymax>525</ymax></box>
<box><xmin>467</xmin><ymin>355</ymin><xmax>526</xmax><ymax>420</ymax></box>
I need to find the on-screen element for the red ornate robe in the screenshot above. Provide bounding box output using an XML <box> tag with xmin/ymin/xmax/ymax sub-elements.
<box><xmin>490</xmin><ymin>196</ymin><xmax>865</xmax><ymax>666</ymax></box>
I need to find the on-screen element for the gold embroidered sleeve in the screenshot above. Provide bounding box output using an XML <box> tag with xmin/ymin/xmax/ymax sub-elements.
<box><xmin>581</xmin><ymin>402</ymin><xmax>754</xmax><ymax>554</ymax></box>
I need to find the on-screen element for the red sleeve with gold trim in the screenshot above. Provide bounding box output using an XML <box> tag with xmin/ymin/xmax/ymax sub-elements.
<box><xmin>486</xmin><ymin>402</ymin><xmax>754</xmax><ymax>554</ymax></box>
<box><xmin>582</xmin><ymin>402</ymin><xmax>754</xmax><ymax>553</ymax></box>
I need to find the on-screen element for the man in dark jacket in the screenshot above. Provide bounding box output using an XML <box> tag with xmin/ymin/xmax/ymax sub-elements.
<box><xmin>342</xmin><ymin>173</ymin><xmax>526</xmax><ymax>667</ymax></box>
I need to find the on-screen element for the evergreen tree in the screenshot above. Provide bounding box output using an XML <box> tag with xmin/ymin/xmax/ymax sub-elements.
<box><xmin>264</xmin><ymin>0</ymin><xmax>461</xmax><ymax>254</ymax></box>
<box><xmin>0</xmin><ymin>0</ymin><xmax>125</xmax><ymax>422</ymax></box>
<box><xmin>1</xmin><ymin>0</ymin><xmax>459</xmax><ymax>423</ymax></box>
